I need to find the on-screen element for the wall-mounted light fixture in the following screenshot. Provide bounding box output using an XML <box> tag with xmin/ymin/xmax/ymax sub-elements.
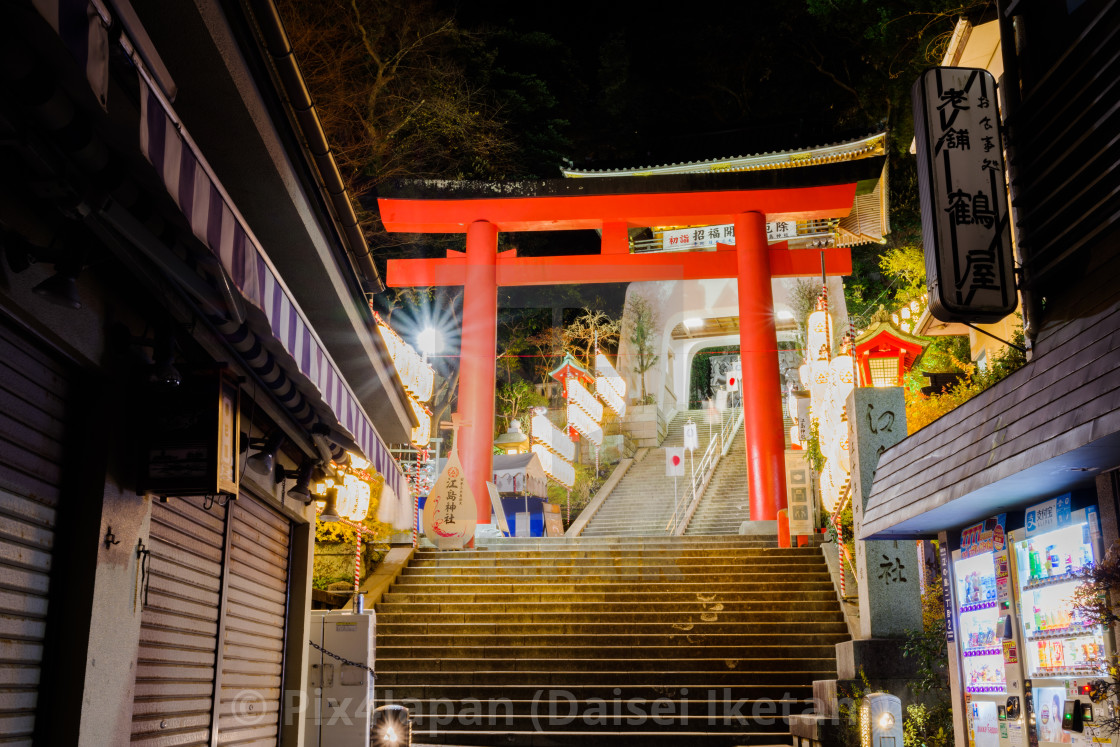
<box><xmin>32</xmin><ymin>263</ymin><xmax>83</xmax><ymax>309</ymax></box>
<box><xmin>277</xmin><ymin>458</ymin><xmax>316</xmax><ymax>503</ymax></box>
<box><xmin>319</xmin><ymin>486</ymin><xmax>341</xmax><ymax>522</ymax></box>
<box><xmin>245</xmin><ymin>430</ymin><xmax>285</xmax><ymax>477</ymax></box>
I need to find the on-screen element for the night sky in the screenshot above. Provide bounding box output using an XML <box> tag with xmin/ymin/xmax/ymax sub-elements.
<box><xmin>437</xmin><ymin>0</ymin><xmax>885</xmax><ymax>171</ymax></box>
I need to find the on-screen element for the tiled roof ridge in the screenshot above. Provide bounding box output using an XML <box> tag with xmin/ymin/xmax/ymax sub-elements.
<box><xmin>562</xmin><ymin>132</ymin><xmax>887</xmax><ymax>178</ymax></box>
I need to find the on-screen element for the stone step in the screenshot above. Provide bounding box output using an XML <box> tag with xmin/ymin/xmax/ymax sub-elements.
<box><xmin>375</xmin><ymin>669</ymin><xmax>826</xmax><ymax>687</ymax></box>
<box><xmin>397</xmin><ymin>570</ymin><xmax>831</xmax><ymax>582</ymax></box>
<box><xmin>386</xmin><ymin>579</ymin><xmax>835</xmax><ymax>592</ymax></box>
<box><xmin>377</xmin><ymin>528</ymin><xmax>844</xmax><ymax>746</ymax></box>
<box><xmin>376</xmin><ymin>656</ymin><xmax>838</xmax><ymax>674</ymax></box>
<box><xmin>413</xmin><ymin>546</ymin><xmax>800</xmax><ymax>560</ymax></box>
<box><xmin>381</xmin><ymin>591</ymin><xmax>838</xmax><ymax>606</ymax></box>
<box><xmin>376</xmin><ymin>645</ymin><xmax>837</xmax><ymax>662</ymax></box>
<box><xmin>405</xmin><ymin>559</ymin><xmax>815</xmax><ymax>572</ymax></box>
<box><xmin>376</xmin><ymin>601</ymin><xmax>841</xmax><ymax>617</ymax></box>
<box><xmin>397</xmin><ymin>728</ymin><xmax>795</xmax><ymax>747</ymax></box>
<box><xmin>376</xmin><ymin>683</ymin><xmax>814</xmax><ymax>701</ymax></box>
<box><xmin>377</xmin><ymin>620</ymin><xmax>848</xmax><ymax>636</ymax></box>
<box><xmin>371</xmin><ymin>636</ymin><xmax>842</xmax><ymax>649</ymax></box>
<box><xmin>471</xmin><ymin>533</ymin><xmax>771</xmax><ymax>546</ymax></box>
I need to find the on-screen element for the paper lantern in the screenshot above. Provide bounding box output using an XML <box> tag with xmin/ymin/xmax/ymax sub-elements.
<box><xmin>810</xmin><ymin>361</ymin><xmax>830</xmax><ymax>406</ymax></box>
<box><xmin>790</xmin><ymin>424</ymin><xmax>802</xmax><ymax>448</ymax></box>
<box><xmin>335</xmin><ymin>473</ymin><xmax>371</xmax><ymax>521</ymax></box>
<box><xmin>830</xmin><ymin>354</ymin><xmax>856</xmax><ymax>410</ymax></box>
<box><xmin>799</xmin><ymin>363</ymin><xmax>811</xmax><ymax>389</ymax></box>
<box><xmin>838</xmin><ymin>435</ymin><xmax>852</xmax><ymax>474</ymax></box>
<box><xmin>820</xmin><ymin>462</ymin><xmax>839</xmax><ymax>514</ymax></box>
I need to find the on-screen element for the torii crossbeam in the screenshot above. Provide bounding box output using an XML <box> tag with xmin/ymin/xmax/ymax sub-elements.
<box><xmin>379</xmin><ymin>158</ymin><xmax>884</xmax><ymax>526</ymax></box>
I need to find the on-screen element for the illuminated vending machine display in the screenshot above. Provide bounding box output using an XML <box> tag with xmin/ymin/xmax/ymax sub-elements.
<box><xmin>1012</xmin><ymin>495</ymin><xmax>1110</xmax><ymax>747</ymax></box>
<box><xmin>952</xmin><ymin>515</ymin><xmax>1023</xmax><ymax>747</ymax></box>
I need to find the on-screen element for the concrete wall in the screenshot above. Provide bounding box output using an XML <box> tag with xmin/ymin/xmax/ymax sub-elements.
<box><xmin>617</xmin><ymin>276</ymin><xmax>847</xmax><ymax>411</ymax></box>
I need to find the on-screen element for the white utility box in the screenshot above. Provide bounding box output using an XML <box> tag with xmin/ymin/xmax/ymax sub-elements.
<box><xmin>304</xmin><ymin>609</ymin><xmax>375</xmax><ymax>747</ymax></box>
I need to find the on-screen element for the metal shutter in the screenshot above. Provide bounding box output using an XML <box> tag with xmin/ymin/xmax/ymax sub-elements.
<box><xmin>217</xmin><ymin>495</ymin><xmax>291</xmax><ymax>746</ymax></box>
<box><xmin>131</xmin><ymin>495</ymin><xmax>227</xmax><ymax>745</ymax></box>
<box><xmin>0</xmin><ymin>317</ymin><xmax>73</xmax><ymax>746</ymax></box>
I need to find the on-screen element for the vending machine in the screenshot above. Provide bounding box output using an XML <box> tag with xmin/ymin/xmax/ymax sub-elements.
<box><xmin>1010</xmin><ymin>495</ymin><xmax>1111</xmax><ymax>747</ymax></box>
<box><xmin>951</xmin><ymin>514</ymin><xmax>1025</xmax><ymax>747</ymax></box>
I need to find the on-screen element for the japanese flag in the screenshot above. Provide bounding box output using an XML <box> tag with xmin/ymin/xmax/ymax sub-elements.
<box><xmin>666</xmin><ymin>447</ymin><xmax>685</xmax><ymax>477</ymax></box>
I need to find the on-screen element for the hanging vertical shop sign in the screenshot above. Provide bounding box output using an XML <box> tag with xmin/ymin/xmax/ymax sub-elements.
<box><xmin>138</xmin><ymin>369</ymin><xmax>240</xmax><ymax>496</ymax></box>
<box><xmin>913</xmin><ymin>67</ymin><xmax>1016</xmax><ymax>323</ymax></box>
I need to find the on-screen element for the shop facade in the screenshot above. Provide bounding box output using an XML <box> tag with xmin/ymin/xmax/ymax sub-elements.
<box><xmin>0</xmin><ymin>1</ymin><xmax>413</xmax><ymax>744</ymax></box>
<box><xmin>861</xmin><ymin>3</ymin><xmax>1120</xmax><ymax>746</ymax></box>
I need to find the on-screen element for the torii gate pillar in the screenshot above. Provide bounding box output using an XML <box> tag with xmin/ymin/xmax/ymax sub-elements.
<box><xmin>460</xmin><ymin>220</ymin><xmax>498</xmax><ymax>523</ymax></box>
<box><xmin>735</xmin><ymin>211</ymin><xmax>787</xmax><ymax>521</ymax></box>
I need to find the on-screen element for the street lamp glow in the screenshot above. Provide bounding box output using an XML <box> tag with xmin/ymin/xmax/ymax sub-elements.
<box><xmin>417</xmin><ymin>326</ymin><xmax>443</xmax><ymax>355</ymax></box>
<box><xmin>776</xmin><ymin>309</ymin><xmax>794</xmax><ymax>321</ymax></box>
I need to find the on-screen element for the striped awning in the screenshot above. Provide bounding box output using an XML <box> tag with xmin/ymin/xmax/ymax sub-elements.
<box><xmin>137</xmin><ymin>75</ymin><xmax>405</xmax><ymax>497</ymax></box>
<box><xmin>31</xmin><ymin>0</ymin><xmax>109</xmax><ymax>107</ymax></box>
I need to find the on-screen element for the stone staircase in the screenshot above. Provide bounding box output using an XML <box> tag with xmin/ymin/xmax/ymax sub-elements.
<box><xmin>581</xmin><ymin>410</ymin><xmax>730</xmax><ymax>537</ymax></box>
<box><xmin>685</xmin><ymin>428</ymin><xmax>750</xmax><ymax>535</ymax></box>
<box><xmin>373</xmin><ymin>534</ymin><xmax>847</xmax><ymax>746</ymax></box>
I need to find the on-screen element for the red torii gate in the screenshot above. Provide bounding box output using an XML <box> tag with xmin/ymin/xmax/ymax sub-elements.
<box><xmin>380</xmin><ymin>159</ymin><xmax>883</xmax><ymax>525</ymax></box>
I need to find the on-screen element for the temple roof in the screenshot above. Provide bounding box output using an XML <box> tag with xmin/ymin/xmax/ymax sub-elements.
<box><xmin>560</xmin><ymin>133</ymin><xmax>887</xmax><ymax>178</ymax></box>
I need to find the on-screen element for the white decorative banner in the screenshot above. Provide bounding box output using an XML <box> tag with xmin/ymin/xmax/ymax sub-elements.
<box><xmin>594</xmin><ymin>352</ymin><xmax>627</xmax><ymax>411</ymax></box>
<box><xmin>532</xmin><ymin>444</ymin><xmax>575</xmax><ymax>488</ymax></box>
<box><xmin>683</xmin><ymin>422</ymin><xmax>699</xmax><ymax>451</ymax></box>
<box><xmin>567</xmin><ymin>378</ymin><xmax>603</xmax><ymax>422</ymax></box>
<box><xmin>567</xmin><ymin>402</ymin><xmax>604</xmax><ymax>446</ymax></box>
<box><xmin>661</xmin><ymin>221</ymin><xmax>798</xmax><ymax>251</ymax></box>
<box><xmin>666</xmin><ymin>447</ymin><xmax>686</xmax><ymax>477</ymax></box>
<box><xmin>596</xmin><ymin>377</ymin><xmax>626</xmax><ymax>417</ymax></box>
<box><xmin>531</xmin><ymin>413</ymin><xmax>576</xmax><ymax>462</ymax></box>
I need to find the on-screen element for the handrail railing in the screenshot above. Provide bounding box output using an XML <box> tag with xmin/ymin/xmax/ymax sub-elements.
<box><xmin>665</xmin><ymin>407</ymin><xmax>743</xmax><ymax>534</ymax></box>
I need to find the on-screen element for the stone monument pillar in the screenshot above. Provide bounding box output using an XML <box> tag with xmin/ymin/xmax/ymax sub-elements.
<box><xmin>848</xmin><ymin>386</ymin><xmax>923</xmax><ymax>638</ymax></box>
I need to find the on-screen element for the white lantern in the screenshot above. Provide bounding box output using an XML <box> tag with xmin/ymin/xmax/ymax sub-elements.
<box><xmin>790</xmin><ymin>423</ymin><xmax>801</xmax><ymax>446</ymax></box>
<box><xmin>798</xmin><ymin>362</ymin><xmax>811</xmax><ymax>389</ymax></box>
<box><xmin>810</xmin><ymin>361</ymin><xmax>830</xmax><ymax>406</ymax></box>
<box><xmin>820</xmin><ymin>462</ymin><xmax>838</xmax><ymax>514</ymax></box>
<box><xmin>830</xmin><ymin>354</ymin><xmax>856</xmax><ymax>408</ymax></box>
<box><xmin>335</xmin><ymin>474</ymin><xmax>372</xmax><ymax>522</ymax></box>
<box><xmin>838</xmin><ymin>431</ymin><xmax>852</xmax><ymax>475</ymax></box>
<box><xmin>807</xmin><ymin>309</ymin><xmax>832</xmax><ymax>362</ymax></box>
